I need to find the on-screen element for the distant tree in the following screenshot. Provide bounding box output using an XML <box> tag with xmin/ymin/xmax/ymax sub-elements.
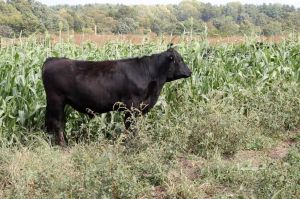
<box><xmin>113</xmin><ymin>17</ymin><xmax>139</xmax><ymax>34</ymax></box>
<box><xmin>223</xmin><ymin>2</ymin><xmax>242</xmax><ymax>22</ymax></box>
<box><xmin>8</xmin><ymin>0</ymin><xmax>41</xmax><ymax>35</ymax></box>
<box><xmin>135</xmin><ymin>5</ymin><xmax>152</xmax><ymax>32</ymax></box>
<box><xmin>0</xmin><ymin>0</ymin><xmax>299</xmax><ymax>37</ymax></box>
<box><xmin>220</xmin><ymin>17</ymin><xmax>240</xmax><ymax>35</ymax></box>
<box><xmin>260</xmin><ymin>3</ymin><xmax>282</xmax><ymax>19</ymax></box>
<box><xmin>201</xmin><ymin>3</ymin><xmax>220</xmax><ymax>22</ymax></box>
<box><xmin>73</xmin><ymin>14</ymin><xmax>84</xmax><ymax>32</ymax></box>
<box><xmin>0</xmin><ymin>25</ymin><xmax>14</xmax><ymax>37</ymax></box>
<box><xmin>262</xmin><ymin>20</ymin><xmax>282</xmax><ymax>36</ymax></box>
<box><xmin>254</xmin><ymin>13</ymin><xmax>269</xmax><ymax>26</ymax></box>
<box><xmin>178</xmin><ymin>17</ymin><xmax>206</xmax><ymax>35</ymax></box>
<box><xmin>114</xmin><ymin>5</ymin><xmax>137</xmax><ymax>19</ymax></box>
<box><xmin>150</xmin><ymin>21</ymin><xmax>161</xmax><ymax>35</ymax></box>
<box><xmin>176</xmin><ymin>0</ymin><xmax>201</xmax><ymax>21</ymax></box>
<box><xmin>58</xmin><ymin>8</ymin><xmax>74</xmax><ymax>31</ymax></box>
<box><xmin>150</xmin><ymin>5</ymin><xmax>178</xmax><ymax>35</ymax></box>
<box><xmin>0</xmin><ymin>1</ymin><xmax>22</xmax><ymax>27</ymax></box>
<box><xmin>30</xmin><ymin>1</ymin><xmax>65</xmax><ymax>32</ymax></box>
<box><xmin>239</xmin><ymin>20</ymin><xmax>259</xmax><ymax>35</ymax></box>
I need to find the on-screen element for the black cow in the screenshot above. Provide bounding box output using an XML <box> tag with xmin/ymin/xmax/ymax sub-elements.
<box><xmin>42</xmin><ymin>48</ymin><xmax>191</xmax><ymax>146</ymax></box>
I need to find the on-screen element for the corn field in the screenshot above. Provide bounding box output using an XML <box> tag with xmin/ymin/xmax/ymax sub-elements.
<box><xmin>0</xmin><ymin>35</ymin><xmax>300</xmax><ymax>198</ymax></box>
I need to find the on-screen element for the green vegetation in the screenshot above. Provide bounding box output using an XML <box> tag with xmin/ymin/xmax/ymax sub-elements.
<box><xmin>0</xmin><ymin>34</ymin><xmax>300</xmax><ymax>198</ymax></box>
<box><xmin>0</xmin><ymin>0</ymin><xmax>300</xmax><ymax>37</ymax></box>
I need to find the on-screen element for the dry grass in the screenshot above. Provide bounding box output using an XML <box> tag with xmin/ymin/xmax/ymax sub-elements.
<box><xmin>51</xmin><ymin>33</ymin><xmax>288</xmax><ymax>45</ymax></box>
<box><xmin>0</xmin><ymin>33</ymin><xmax>288</xmax><ymax>48</ymax></box>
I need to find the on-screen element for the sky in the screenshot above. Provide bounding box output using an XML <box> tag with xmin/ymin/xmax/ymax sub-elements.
<box><xmin>37</xmin><ymin>0</ymin><xmax>300</xmax><ymax>7</ymax></box>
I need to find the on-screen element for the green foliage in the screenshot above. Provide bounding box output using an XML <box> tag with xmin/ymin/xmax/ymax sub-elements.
<box><xmin>0</xmin><ymin>0</ymin><xmax>300</xmax><ymax>36</ymax></box>
<box><xmin>0</xmin><ymin>1</ymin><xmax>22</xmax><ymax>26</ymax></box>
<box><xmin>113</xmin><ymin>17</ymin><xmax>139</xmax><ymax>34</ymax></box>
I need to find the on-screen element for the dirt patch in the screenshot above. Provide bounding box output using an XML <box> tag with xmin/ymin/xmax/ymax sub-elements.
<box><xmin>232</xmin><ymin>150</ymin><xmax>266</xmax><ymax>167</ymax></box>
<box><xmin>152</xmin><ymin>186</ymin><xmax>167</xmax><ymax>199</ymax></box>
<box><xmin>139</xmin><ymin>186</ymin><xmax>167</xmax><ymax>199</ymax></box>
<box><xmin>267</xmin><ymin>140</ymin><xmax>297</xmax><ymax>159</ymax></box>
<box><xmin>176</xmin><ymin>156</ymin><xmax>204</xmax><ymax>181</ymax></box>
<box><xmin>268</xmin><ymin>141</ymin><xmax>289</xmax><ymax>159</ymax></box>
<box><xmin>229</xmin><ymin>139</ymin><xmax>298</xmax><ymax>167</ymax></box>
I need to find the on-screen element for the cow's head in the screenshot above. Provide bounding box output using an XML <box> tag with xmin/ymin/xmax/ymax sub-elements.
<box><xmin>165</xmin><ymin>48</ymin><xmax>192</xmax><ymax>82</ymax></box>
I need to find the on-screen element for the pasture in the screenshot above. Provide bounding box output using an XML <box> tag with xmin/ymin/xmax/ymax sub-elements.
<box><xmin>0</xmin><ymin>34</ymin><xmax>300</xmax><ymax>198</ymax></box>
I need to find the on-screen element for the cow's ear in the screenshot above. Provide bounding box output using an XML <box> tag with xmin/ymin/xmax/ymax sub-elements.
<box><xmin>167</xmin><ymin>43</ymin><xmax>174</xmax><ymax>49</ymax></box>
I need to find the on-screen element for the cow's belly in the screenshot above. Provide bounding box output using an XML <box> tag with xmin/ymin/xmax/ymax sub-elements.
<box><xmin>66</xmin><ymin>94</ymin><xmax>121</xmax><ymax>115</ymax></box>
<box><xmin>67</xmin><ymin>93</ymin><xmax>153</xmax><ymax>115</ymax></box>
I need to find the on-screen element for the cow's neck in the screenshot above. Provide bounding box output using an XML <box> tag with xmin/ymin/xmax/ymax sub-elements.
<box><xmin>138</xmin><ymin>52</ymin><xmax>169</xmax><ymax>87</ymax></box>
<box><xmin>154</xmin><ymin>53</ymin><xmax>170</xmax><ymax>85</ymax></box>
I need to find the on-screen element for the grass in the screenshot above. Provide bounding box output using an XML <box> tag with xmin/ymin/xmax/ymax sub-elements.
<box><xmin>0</xmin><ymin>34</ymin><xmax>300</xmax><ymax>198</ymax></box>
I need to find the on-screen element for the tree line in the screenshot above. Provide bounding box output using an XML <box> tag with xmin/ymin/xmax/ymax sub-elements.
<box><xmin>0</xmin><ymin>0</ymin><xmax>300</xmax><ymax>37</ymax></box>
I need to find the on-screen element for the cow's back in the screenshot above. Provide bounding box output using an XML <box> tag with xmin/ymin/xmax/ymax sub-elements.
<box><xmin>42</xmin><ymin>57</ymin><xmax>133</xmax><ymax>113</ymax></box>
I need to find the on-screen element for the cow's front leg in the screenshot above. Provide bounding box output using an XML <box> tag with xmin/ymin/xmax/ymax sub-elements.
<box><xmin>123</xmin><ymin>110</ymin><xmax>139</xmax><ymax>137</ymax></box>
<box><xmin>45</xmin><ymin>95</ymin><xmax>67</xmax><ymax>147</ymax></box>
<box><xmin>124</xmin><ymin>111</ymin><xmax>133</xmax><ymax>130</ymax></box>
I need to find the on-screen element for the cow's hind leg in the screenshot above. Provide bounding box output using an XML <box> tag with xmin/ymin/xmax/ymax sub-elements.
<box><xmin>45</xmin><ymin>94</ymin><xmax>67</xmax><ymax>147</ymax></box>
